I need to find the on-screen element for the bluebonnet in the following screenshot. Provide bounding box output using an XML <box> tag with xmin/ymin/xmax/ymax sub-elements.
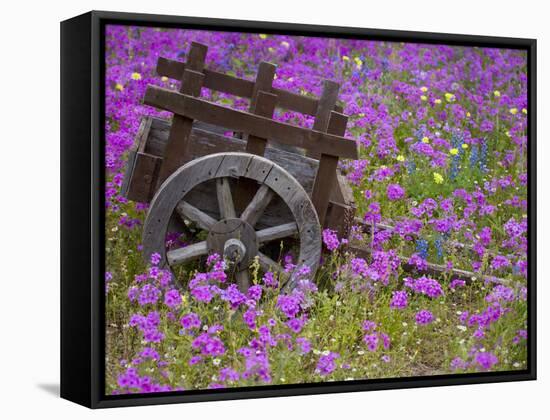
<box><xmin>470</xmin><ymin>144</ymin><xmax>480</xmax><ymax>169</ymax></box>
<box><xmin>416</xmin><ymin>239</ymin><xmax>429</xmax><ymax>259</ymax></box>
<box><xmin>480</xmin><ymin>138</ymin><xmax>489</xmax><ymax>172</ymax></box>
<box><xmin>435</xmin><ymin>236</ymin><xmax>444</xmax><ymax>261</ymax></box>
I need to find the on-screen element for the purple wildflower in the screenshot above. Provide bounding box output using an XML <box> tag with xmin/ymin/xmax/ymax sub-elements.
<box><xmin>415</xmin><ymin>310</ymin><xmax>434</xmax><ymax>325</ymax></box>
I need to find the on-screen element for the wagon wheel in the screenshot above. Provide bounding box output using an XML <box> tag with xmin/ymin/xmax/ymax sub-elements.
<box><xmin>142</xmin><ymin>152</ymin><xmax>322</xmax><ymax>291</ymax></box>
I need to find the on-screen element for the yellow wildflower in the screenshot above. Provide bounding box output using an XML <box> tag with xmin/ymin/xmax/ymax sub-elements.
<box><xmin>396</xmin><ymin>155</ymin><xmax>405</xmax><ymax>162</ymax></box>
<box><xmin>433</xmin><ymin>172</ymin><xmax>444</xmax><ymax>184</ymax></box>
<box><xmin>421</xmin><ymin>137</ymin><xmax>430</xmax><ymax>144</ymax></box>
<box><xmin>342</xmin><ymin>55</ymin><xmax>350</xmax><ymax>61</ymax></box>
<box><xmin>420</xmin><ymin>86</ymin><xmax>428</xmax><ymax>92</ymax></box>
<box><xmin>493</xmin><ymin>90</ymin><xmax>501</xmax><ymax>97</ymax></box>
<box><xmin>268</xmin><ymin>47</ymin><xmax>275</xmax><ymax>53</ymax></box>
<box><xmin>115</xmin><ymin>83</ymin><xmax>124</xmax><ymax>91</ymax></box>
<box><xmin>506</xmin><ymin>131</ymin><xmax>511</xmax><ymax>137</ymax></box>
<box><xmin>466</xmin><ymin>112</ymin><xmax>471</xmax><ymax>118</ymax></box>
<box><xmin>449</xmin><ymin>148</ymin><xmax>459</xmax><ymax>155</ymax></box>
<box><xmin>420</xmin><ymin>95</ymin><xmax>427</xmax><ymax>101</ymax></box>
<box><xmin>280</xmin><ymin>41</ymin><xmax>290</xmax><ymax>49</ymax></box>
<box><xmin>509</xmin><ymin>108</ymin><xmax>518</xmax><ymax>115</ymax></box>
<box><xmin>131</xmin><ymin>72</ymin><xmax>141</xmax><ymax>80</ymax></box>
<box><xmin>461</xmin><ymin>144</ymin><xmax>469</xmax><ymax>150</ymax></box>
<box><xmin>259</xmin><ymin>34</ymin><xmax>267</xmax><ymax>39</ymax></box>
<box><xmin>161</xmin><ymin>76</ymin><xmax>168</xmax><ymax>82</ymax></box>
<box><xmin>445</xmin><ymin>92</ymin><xmax>455</xmax><ymax>102</ymax></box>
<box><xmin>434</xmin><ymin>98</ymin><xmax>442</xmax><ymax>104</ymax></box>
<box><xmin>522</xmin><ymin>108</ymin><xmax>528</xmax><ymax>114</ymax></box>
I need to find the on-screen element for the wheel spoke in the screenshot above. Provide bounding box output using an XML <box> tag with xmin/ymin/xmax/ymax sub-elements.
<box><xmin>176</xmin><ymin>200</ymin><xmax>217</xmax><ymax>230</ymax></box>
<box><xmin>235</xmin><ymin>270</ymin><xmax>251</xmax><ymax>292</ymax></box>
<box><xmin>257</xmin><ymin>252</ymin><xmax>284</xmax><ymax>273</ymax></box>
<box><xmin>167</xmin><ymin>241</ymin><xmax>208</xmax><ymax>266</ymax></box>
<box><xmin>241</xmin><ymin>184</ymin><xmax>274</xmax><ymax>227</ymax></box>
<box><xmin>216</xmin><ymin>177</ymin><xmax>236</xmax><ymax>219</ymax></box>
<box><xmin>256</xmin><ymin>222</ymin><xmax>298</xmax><ymax>244</ymax></box>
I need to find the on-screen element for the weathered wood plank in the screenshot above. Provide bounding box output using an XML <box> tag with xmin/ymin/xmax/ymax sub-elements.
<box><xmin>186</xmin><ymin>42</ymin><xmax>208</xmax><ymax>72</ymax></box>
<box><xmin>176</xmin><ymin>200</ymin><xmax>217</xmax><ymax>230</ymax></box>
<box><xmin>143</xmin><ymin>86</ymin><xmax>358</xmax><ymax>159</ymax></box>
<box><xmin>121</xmin><ymin>117</ymin><xmax>153</xmax><ymax>199</ymax></box>
<box><xmin>156</xmin><ymin>56</ymin><xmax>343</xmax><ymax>116</ymax></box>
<box><xmin>216</xmin><ymin>177</ymin><xmax>236</xmax><ymax>219</ymax></box>
<box><xmin>237</xmin><ymin>89</ymin><xmax>278</xmax><ymax>210</ymax></box>
<box><xmin>257</xmin><ymin>222</ymin><xmax>298</xmax><ymax>243</ymax></box>
<box><xmin>250</xmin><ymin>62</ymin><xmax>276</xmax><ymax>112</ymax></box>
<box><xmin>167</xmin><ymin>241</ymin><xmax>208</xmax><ymax>266</ymax></box>
<box><xmin>145</xmin><ymin>116</ymin><xmax>317</xmax><ymax>192</ymax></box>
<box><xmin>126</xmin><ymin>152</ymin><xmax>162</xmax><ymax>203</ymax></box>
<box><xmin>245</xmin><ymin>91</ymin><xmax>278</xmax><ymax>156</ymax></box>
<box><xmin>157</xmin><ymin>69</ymin><xmax>205</xmax><ymax>184</ymax></box>
<box><xmin>307</xmin><ymin>80</ymin><xmax>340</xmax><ymax>159</ymax></box>
<box><xmin>241</xmin><ymin>184</ymin><xmax>275</xmax><ymax>227</ymax></box>
<box><xmin>324</xmin><ymin>201</ymin><xmax>355</xmax><ymax>239</ymax></box>
<box><xmin>311</xmin><ymin>111</ymin><xmax>349</xmax><ymax>224</ymax></box>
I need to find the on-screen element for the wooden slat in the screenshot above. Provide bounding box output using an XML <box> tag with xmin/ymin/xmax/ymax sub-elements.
<box><xmin>240</xmin><ymin>184</ymin><xmax>275</xmax><ymax>227</ymax></box>
<box><xmin>127</xmin><ymin>152</ymin><xmax>161</xmax><ymax>203</ymax></box>
<box><xmin>157</xmin><ymin>43</ymin><xmax>207</xmax><ymax>185</ymax></box>
<box><xmin>144</xmin><ymin>86</ymin><xmax>358</xmax><ymax>159</ymax></box>
<box><xmin>257</xmin><ymin>222</ymin><xmax>298</xmax><ymax>243</ymax></box>
<box><xmin>167</xmin><ymin>241</ymin><xmax>208</xmax><ymax>266</ymax></box>
<box><xmin>250</xmin><ymin>62</ymin><xmax>276</xmax><ymax>111</ymax></box>
<box><xmin>236</xmin><ymin>65</ymin><xmax>277</xmax><ymax>207</ymax></box>
<box><xmin>311</xmin><ymin>111</ymin><xmax>349</xmax><ymax>224</ymax></box>
<box><xmin>157</xmin><ymin>57</ymin><xmax>254</xmax><ymax>97</ymax></box>
<box><xmin>176</xmin><ymin>200</ymin><xmax>217</xmax><ymax>230</ymax></box>
<box><xmin>157</xmin><ymin>56</ymin><xmax>341</xmax><ymax>116</ymax></box>
<box><xmin>186</xmin><ymin>42</ymin><xmax>208</xmax><ymax>72</ymax></box>
<box><xmin>216</xmin><ymin>178</ymin><xmax>236</xmax><ymax>219</ymax></box>
<box><xmin>245</xmin><ymin>91</ymin><xmax>278</xmax><ymax>156</ymax></box>
<box><xmin>325</xmin><ymin>201</ymin><xmax>355</xmax><ymax>239</ymax></box>
<box><xmin>157</xmin><ymin>69</ymin><xmax>205</xmax><ymax>185</ymax></box>
<box><xmin>307</xmin><ymin>80</ymin><xmax>340</xmax><ymax>159</ymax></box>
<box><xmin>121</xmin><ymin>117</ymin><xmax>153</xmax><ymax>199</ymax></box>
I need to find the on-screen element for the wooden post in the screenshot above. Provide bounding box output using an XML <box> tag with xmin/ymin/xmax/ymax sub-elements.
<box><xmin>157</xmin><ymin>42</ymin><xmax>207</xmax><ymax>185</ymax></box>
<box><xmin>311</xmin><ymin>111</ymin><xmax>348</xmax><ymax>225</ymax></box>
<box><xmin>235</xmin><ymin>62</ymin><xmax>277</xmax><ymax>211</ymax></box>
<box><xmin>250</xmin><ymin>62</ymin><xmax>276</xmax><ymax>112</ymax></box>
<box><xmin>245</xmin><ymin>91</ymin><xmax>278</xmax><ymax>155</ymax></box>
<box><xmin>307</xmin><ymin>80</ymin><xmax>340</xmax><ymax>159</ymax></box>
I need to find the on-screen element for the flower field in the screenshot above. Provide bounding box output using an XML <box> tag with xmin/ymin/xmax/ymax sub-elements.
<box><xmin>104</xmin><ymin>25</ymin><xmax>529</xmax><ymax>394</ymax></box>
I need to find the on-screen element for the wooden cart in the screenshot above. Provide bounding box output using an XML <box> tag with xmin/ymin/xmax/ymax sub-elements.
<box><xmin>122</xmin><ymin>42</ymin><xmax>358</xmax><ymax>290</ymax></box>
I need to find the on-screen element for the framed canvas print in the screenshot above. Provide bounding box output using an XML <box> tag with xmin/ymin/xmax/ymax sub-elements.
<box><xmin>60</xmin><ymin>10</ymin><xmax>536</xmax><ymax>408</ymax></box>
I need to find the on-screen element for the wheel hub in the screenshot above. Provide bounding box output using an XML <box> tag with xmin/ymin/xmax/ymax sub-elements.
<box><xmin>206</xmin><ymin>218</ymin><xmax>258</xmax><ymax>271</ymax></box>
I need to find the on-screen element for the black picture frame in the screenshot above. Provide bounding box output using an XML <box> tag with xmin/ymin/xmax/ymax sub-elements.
<box><xmin>60</xmin><ymin>10</ymin><xmax>537</xmax><ymax>409</ymax></box>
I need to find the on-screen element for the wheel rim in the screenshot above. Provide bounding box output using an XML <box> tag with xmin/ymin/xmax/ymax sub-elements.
<box><xmin>142</xmin><ymin>152</ymin><xmax>322</xmax><ymax>291</ymax></box>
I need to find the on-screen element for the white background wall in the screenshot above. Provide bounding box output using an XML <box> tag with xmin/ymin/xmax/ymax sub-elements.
<box><xmin>0</xmin><ymin>0</ymin><xmax>547</xmax><ymax>418</ymax></box>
